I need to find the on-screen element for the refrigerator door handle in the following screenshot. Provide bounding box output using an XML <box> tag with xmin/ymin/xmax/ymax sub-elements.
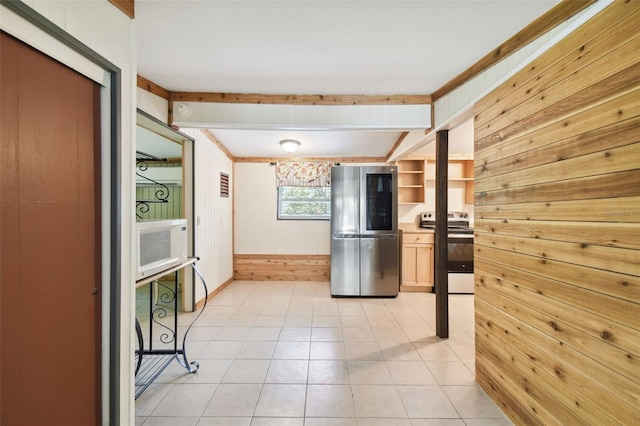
<box><xmin>332</xmin><ymin>234</ymin><xmax>359</xmax><ymax>239</ymax></box>
<box><xmin>359</xmin><ymin>234</ymin><xmax>397</xmax><ymax>240</ymax></box>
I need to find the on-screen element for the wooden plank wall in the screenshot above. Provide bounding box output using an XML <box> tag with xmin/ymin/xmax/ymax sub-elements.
<box><xmin>136</xmin><ymin>162</ymin><xmax>183</xmax><ymax>220</ymax></box>
<box><xmin>473</xmin><ymin>2</ymin><xmax>640</xmax><ymax>425</ymax></box>
<box><xmin>234</xmin><ymin>254</ymin><xmax>330</xmax><ymax>281</ymax></box>
<box><xmin>135</xmin><ymin>185</ymin><xmax>183</xmax><ymax>220</ymax></box>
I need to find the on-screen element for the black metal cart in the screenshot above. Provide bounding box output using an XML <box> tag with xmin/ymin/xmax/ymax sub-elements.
<box><xmin>134</xmin><ymin>257</ymin><xmax>208</xmax><ymax>398</ymax></box>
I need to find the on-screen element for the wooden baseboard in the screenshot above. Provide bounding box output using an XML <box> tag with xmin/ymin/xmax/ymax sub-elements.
<box><xmin>400</xmin><ymin>285</ymin><xmax>433</xmax><ymax>292</ymax></box>
<box><xmin>234</xmin><ymin>254</ymin><xmax>330</xmax><ymax>281</ymax></box>
<box><xmin>194</xmin><ymin>276</ymin><xmax>233</xmax><ymax>310</ymax></box>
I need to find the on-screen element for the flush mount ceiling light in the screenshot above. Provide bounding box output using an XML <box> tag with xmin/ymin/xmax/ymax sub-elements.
<box><xmin>280</xmin><ymin>139</ymin><xmax>300</xmax><ymax>153</ymax></box>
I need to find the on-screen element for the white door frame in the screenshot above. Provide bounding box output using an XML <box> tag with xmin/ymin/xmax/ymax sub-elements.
<box><xmin>1</xmin><ymin>3</ymin><xmax>127</xmax><ymax>424</ymax></box>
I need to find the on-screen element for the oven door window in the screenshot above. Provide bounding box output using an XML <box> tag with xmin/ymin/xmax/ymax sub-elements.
<box><xmin>448</xmin><ymin>238</ymin><xmax>474</xmax><ymax>272</ymax></box>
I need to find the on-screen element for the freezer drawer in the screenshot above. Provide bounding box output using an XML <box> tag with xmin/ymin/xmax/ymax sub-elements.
<box><xmin>360</xmin><ymin>235</ymin><xmax>399</xmax><ymax>296</ymax></box>
<box><xmin>331</xmin><ymin>236</ymin><xmax>360</xmax><ymax>296</ymax></box>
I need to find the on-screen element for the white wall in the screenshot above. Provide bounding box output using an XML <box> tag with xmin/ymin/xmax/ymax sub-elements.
<box><xmin>1</xmin><ymin>1</ymin><xmax>136</xmax><ymax>424</ymax></box>
<box><xmin>413</xmin><ymin>116</ymin><xmax>474</xmax><ymax>158</ymax></box>
<box><xmin>135</xmin><ymin>120</ymin><xmax>234</xmax><ymax>303</ymax></box>
<box><xmin>137</xmin><ymin>88</ymin><xmax>169</xmax><ymax>123</ymax></box>
<box><xmin>234</xmin><ymin>162</ymin><xmax>331</xmax><ymax>254</ymax></box>
<box><xmin>181</xmin><ymin>129</ymin><xmax>234</xmax><ymax>299</ymax></box>
<box><xmin>235</xmin><ymin>162</ymin><xmax>392</xmax><ymax>255</ymax></box>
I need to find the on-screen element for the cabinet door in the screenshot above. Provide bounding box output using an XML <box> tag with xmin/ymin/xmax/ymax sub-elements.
<box><xmin>402</xmin><ymin>244</ymin><xmax>418</xmax><ymax>285</ymax></box>
<box><xmin>402</xmin><ymin>243</ymin><xmax>434</xmax><ymax>286</ymax></box>
<box><xmin>417</xmin><ymin>244</ymin><xmax>434</xmax><ymax>285</ymax></box>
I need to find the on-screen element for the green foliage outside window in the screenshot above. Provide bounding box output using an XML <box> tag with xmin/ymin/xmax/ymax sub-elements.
<box><xmin>278</xmin><ymin>186</ymin><xmax>331</xmax><ymax>220</ymax></box>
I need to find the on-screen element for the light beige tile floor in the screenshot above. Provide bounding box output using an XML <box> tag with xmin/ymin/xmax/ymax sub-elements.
<box><xmin>136</xmin><ymin>281</ymin><xmax>513</xmax><ymax>426</ymax></box>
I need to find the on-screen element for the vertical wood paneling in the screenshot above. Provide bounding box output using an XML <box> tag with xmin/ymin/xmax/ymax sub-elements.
<box><xmin>108</xmin><ymin>0</ymin><xmax>134</xmax><ymax>19</ymax></box>
<box><xmin>136</xmin><ymin>163</ymin><xmax>183</xmax><ymax>220</ymax></box>
<box><xmin>234</xmin><ymin>163</ymin><xmax>331</xmax><ymax>255</ymax></box>
<box><xmin>181</xmin><ymin>128</ymin><xmax>233</xmax><ymax>302</ymax></box>
<box><xmin>474</xmin><ymin>2</ymin><xmax>640</xmax><ymax>425</ymax></box>
<box><xmin>136</xmin><ymin>186</ymin><xmax>183</xmax><ymax>220</ymax></box>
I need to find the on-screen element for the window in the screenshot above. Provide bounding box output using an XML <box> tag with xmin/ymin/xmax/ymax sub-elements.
<box><xmin>277</xmin><ymin>186</ymin><xmax>331</xmax><ymax>220</ymax></box>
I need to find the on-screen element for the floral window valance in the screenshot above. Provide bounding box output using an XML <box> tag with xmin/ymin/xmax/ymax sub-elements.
<box><xmin>275</xmin><ymin>161</ymin><xmax>332</xmax><ymax>187</ymax></box>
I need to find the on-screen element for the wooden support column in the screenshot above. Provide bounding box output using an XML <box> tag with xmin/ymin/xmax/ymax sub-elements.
<box><xmin>435</xmin><ymin>130</ymin><xmax>449</xmax><ymax>338</ymax></box>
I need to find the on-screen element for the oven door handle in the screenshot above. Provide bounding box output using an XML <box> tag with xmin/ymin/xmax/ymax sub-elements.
<box><xmin>447</xmin><ymin>236</ymin><xmax>474</xmax><ymax>243</ymax></box>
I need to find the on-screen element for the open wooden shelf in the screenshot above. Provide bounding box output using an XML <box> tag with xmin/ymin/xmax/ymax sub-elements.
<box><xmin>425</xmin><ymin>158</ymin><xmax>474</xmax><ymax>205</ymax></box>
<box><xmin>397</xmin><ymin>159</ymin><xmax>425</xmax><ymax>203</ymax></box>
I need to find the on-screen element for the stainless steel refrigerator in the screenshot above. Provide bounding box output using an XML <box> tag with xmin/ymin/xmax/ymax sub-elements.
<box><xmin>330</xmin><ymin>166</ymin><xmax>399</xmax><ymax>297</ymax></box>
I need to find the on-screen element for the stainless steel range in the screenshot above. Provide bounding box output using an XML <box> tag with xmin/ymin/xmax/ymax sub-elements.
<box><xmin>420</xmin><ymin>211</ymin><xmax>474</xmax><ymax>294</ymax></box>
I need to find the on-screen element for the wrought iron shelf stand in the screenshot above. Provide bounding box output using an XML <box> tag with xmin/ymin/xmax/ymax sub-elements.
<box><xmin>134</xmin><ymin>257</ymin><xmax>209</xmax><ymax>399</ymax></box>
<box><xmin>136</xmin><ymin>150</ymin><xmax>170</xmax><ymax>220</ymax></box>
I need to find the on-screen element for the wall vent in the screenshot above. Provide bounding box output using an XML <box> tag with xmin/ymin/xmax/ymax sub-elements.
<box><xmin>220</xmin><ymin>173</ymin><xmax>229</xmax><ymax>198</ymax></box>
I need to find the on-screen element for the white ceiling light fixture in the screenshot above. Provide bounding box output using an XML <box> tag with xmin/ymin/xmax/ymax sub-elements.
<box><xmin>280</xmin><ymin>139</ymin><xmax>300</xmax><ymax>153</ymax></box>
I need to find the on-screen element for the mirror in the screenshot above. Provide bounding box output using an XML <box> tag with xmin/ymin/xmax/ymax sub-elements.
<box><xmin>136</xmin><ymin>111</ymin><xmax>184</xmax><ymax>221</ymax></box>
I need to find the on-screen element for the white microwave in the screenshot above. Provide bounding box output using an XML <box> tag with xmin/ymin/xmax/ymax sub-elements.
<box><xmin>136</xmin><ymin>219</ymin><xmax>188</xmax><ymax>280</ymax></box>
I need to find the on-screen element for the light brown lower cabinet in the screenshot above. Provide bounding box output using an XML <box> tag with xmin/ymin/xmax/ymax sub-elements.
<box><xmin>400</xmin><ymin>233</ymin><xmax>434</xmax><ymax>292</ymax></box>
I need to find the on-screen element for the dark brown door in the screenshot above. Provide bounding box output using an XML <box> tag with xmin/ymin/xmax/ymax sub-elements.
<box><xmin>1</xmin><ymin>31</ymin><xmax>101</xmax><ymax>424</ymax></box>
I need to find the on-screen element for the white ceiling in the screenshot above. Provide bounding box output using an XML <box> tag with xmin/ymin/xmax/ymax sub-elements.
<box><xmin>136</xmin><ymin>0</ymin><xmax>560</xmax><ymax>159</ymax></box>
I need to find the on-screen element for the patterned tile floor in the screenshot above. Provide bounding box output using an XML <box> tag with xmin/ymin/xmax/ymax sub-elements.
<box><xmin>135</xmin><ymin>281</ymin><xmax>512</xmax><ymax>426</ymax></box>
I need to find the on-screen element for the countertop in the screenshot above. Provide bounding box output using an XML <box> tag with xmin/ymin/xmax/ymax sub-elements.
<box><xmin>398</xmin><ymin>223</ymin><xmax>435</xmax><ymax>234</ymax></box>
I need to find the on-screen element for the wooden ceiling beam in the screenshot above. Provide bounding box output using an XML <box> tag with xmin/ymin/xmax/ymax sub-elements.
<box><xmin>431</xmin><ymin>0</ymin><xmax>598</xmax><ymax>101</ymax></box>
<box><xmin>172</xmin><ymin>92</ymin><xmax>431</xmax><ymax>106</ymax></box>
<box><xmin>137</xmin><ymin>76</ymin><xmax>431</xmax><ymax>106</ymax></box>
<box><xmin>137</xmin><ymin>75</ymin><xmax>171</xmax><ymax>100</ymax></box>
<box><xmin>108</xmin><ymin>0</ymin><xmax>135</xmax><ymax>19</ymax></box>
<box><xmin>234</xmin><ymin>156</ymin><xmax>387</xmax><ymax>163</ymax></box>
<box><xmin>201</xmin><ymin>129</ymin><xmax>235</xmax><ymax>162</ymax></box>
<box><xmin>386</xmin><ymin>132</ymin><xmax>409</xmax><ymax>162</ymax></box>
